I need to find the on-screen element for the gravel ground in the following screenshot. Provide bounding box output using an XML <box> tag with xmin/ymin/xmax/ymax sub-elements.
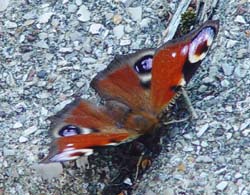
<box><xmin>1</xmin><ymin>0</ymin><xmax>250</xmax><ymax>195</ymax></box>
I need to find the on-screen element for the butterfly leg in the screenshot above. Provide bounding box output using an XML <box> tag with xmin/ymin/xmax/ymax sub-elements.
<box><xmin>180</xmin><ymin>87</ymin><xmax>198</xmax><ymax>119</ymax></box>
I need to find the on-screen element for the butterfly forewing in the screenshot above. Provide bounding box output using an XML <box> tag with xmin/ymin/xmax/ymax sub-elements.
<box><xmin>151</xmin><ymin>20</ymin><xmax>219</xmax><ymax>113</ymax></box>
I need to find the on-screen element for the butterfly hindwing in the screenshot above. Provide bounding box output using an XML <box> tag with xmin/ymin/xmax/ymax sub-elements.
<box><xmin>43</xmin><ymin>99</ymin><xmax>140</xmax><ymax>162</ymax></box>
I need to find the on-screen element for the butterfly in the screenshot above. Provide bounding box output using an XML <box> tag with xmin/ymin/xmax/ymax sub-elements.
<box><xmin>42</xmin><ymin>20</ymin><xmax>219</xmax><ymax>163</ymax></box>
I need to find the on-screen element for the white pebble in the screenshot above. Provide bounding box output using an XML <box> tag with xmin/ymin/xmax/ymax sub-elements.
<box><xmin>89</xmin><ymin>23</ymin><xmax>104</xmax><ymax>35</ymax></box>
<box><xmin>120</xmin><ymin>39</ymin><xmax>131</xmax><ymax>46</ymax></box>
<box><xmin>113</xmin><ymin>25</ymin><xmax>124</xmax><ymax>39</ymax></box>
<box><xmin>196</xmin><ymin>123</ymin><xmax>209</xmax><ymax>138</ymax></box>
<box><xmin>4</xmin><ymin>21</ymin><xmax>17</xmax><ymax>28</ymax></box>
<box><xmin>19</xmin><ymin>136</ymin><xmax>28</xmax><ymax>143</ymax></box>
<box><xmin>127</xmin><ymin>7</ymin><xmax>142</xmax><ymax>22</ymax></box>
<box><xmin>216</xmin><ymin>181</ymin><xmax>228</xmax><ymax>191</ymax></box>
<box><xmin>13</xmin><ymin>122</ymin><xmax>23</xmax><ymax>129</ymax></box>
<box><xmin>23</xmin><ymin>126</ymin><xmax>38</xmax><ymax>136</ymax></box>
<box><xmin>77</xmin><ymin>5</ymin><xmax>90</xmax><ymax>22</ymax></box>
<box><xmin>234</xmin><ymin>15</ymin><xmax>246</xmax><ymax>24</ymax></box>
<box><xmin>0</xmin><ymin>0</ymin><xmax>9</xmax><ymax>12</ymax></box>
<box><xmin>38</xmin><ymin>12</ymin><xmax>54</xmax><ymax>23</ymax></box>
<box><xmin>33</xmin><ymin>163</ymin><xmax>63</xmax><ymax>179</ymax></box>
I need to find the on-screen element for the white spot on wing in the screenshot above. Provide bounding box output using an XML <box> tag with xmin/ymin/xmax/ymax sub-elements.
<box><xmin>82</xmin><ymin>127</ymin><xmax>92</xmax><ymax>134</ymax></box>
<box><xmin>171</xmin><ymin>52</ymin><xmax>177</xmax><ymax>58</ymax></box>
<box><xmin>50</xmin><ymin>148</ymin><xmax>94</xmax><ymax>162</ymax></box>
<box><xmin>181</xmin><ymin>45</ymin><xmax>189</xmax><ymax>56</ymax></box>
<box><xmin>139</xmin><ymin>73</ymin><xmax>152</xmax><ymax>83</ymax></box>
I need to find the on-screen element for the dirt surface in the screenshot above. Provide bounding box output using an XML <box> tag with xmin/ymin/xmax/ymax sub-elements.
<box><xmin>1</xmin><ymin>0</ymin><xmax>250</xmax><ymax>195</ymax></box>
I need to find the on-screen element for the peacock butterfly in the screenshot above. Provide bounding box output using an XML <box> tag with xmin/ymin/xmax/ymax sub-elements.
<box><xmin>42</xmin><ymin>20</ymin><xmax>219</xmax><ymax>163</ymax></box>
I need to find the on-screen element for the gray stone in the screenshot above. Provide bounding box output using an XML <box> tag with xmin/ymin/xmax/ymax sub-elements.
<box><xmin>221</xmin><ymin>63</ymin><xmax>234</xmax><ymax>76</ymax></box>
<box><xmin>3</xmin><ymin>148</ymin><xmax>15</xmax><ymax>156</ymax></box>
<box><xmin>68</xmin><ymin>4</ymin><xmax>78</xmax><ymax>13</ymax></box>
<box><xmin>38</xmin><ymin>12</ymin><xmax>54</xmax><ymax>23</ymax></box>
<box><xmin>13</xmin><ymin>122</ymin><xmax>23</xmax><ymax>129</ymax></box>
<box><xmin>35</xmin><ymin>40</ymin><xmax>49</xmax><ymax>49</ymax></box>
<box><xmin>127</xmin><ymin>7</ymin><xmax>142</xmax><ymax>22</ymax></box>
<box><xmin>234</xmin><ymin>15</ymin><xmax>246</xmax><ymax>24</ymax></box>
<box><xmin>77</xmin><ymin>5</ymin><xmax>90</xmax><ymax>22</ymax></box>
<box><xmin>19</xmin><ymin>136</ymin><xmax>28</xmax><ymax>143</ymax></box>
<box><xmin>59</xmin><ymin>47</ymin><xmax>73</xmax><ymax>53</ymax></box>
<box><xmin>4</xmin><ymin>21</ymin><xmax>17</xmax><ymax>28</ymax></box>
<box><xmin>75</xmin><ymin>0</ymin><xmax>82</xmax><ymax>6</ymax></box>
<box><xmin>216</xmin><ymin>181</ymin><xmax>228</xmax><ymax>191</ymax></box>
<box><xmin>33</xmin><ymin>163</ymin><xmax>63</xmax><ymax>179</ymax></box>
<box><xmin>196</xmin><ymin>155</ymin><xmax>213</xmax><ymax>163</ymax></box>
<box><xmin>113</xmin><ymin>25</ymin><xmax>124</xmax><ymax>39</ymax></box>
<box><xmin>196</xmin><ymin>123</ymin><xmax>209</xmax><ymax>138</ymax></box>
<box><xmin>120</xmin><ymin>39</ymin><xmax>131</xmax><ymax>46</ymax></box>
<box><xmin>89</xmin><ymin>23</ymin><xmax>104</xmax><ymax>35</ymax></box>
<box><xmin>0</xmin><ymin>0</ymin><xmax>9</xmax><ymax>12</ymax></box>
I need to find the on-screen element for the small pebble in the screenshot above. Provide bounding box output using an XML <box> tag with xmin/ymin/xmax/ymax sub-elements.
<box><xmin>59</xmin><ymin>47</ymin><xmax>73</xmax><ymax>53</ymax></box>
<box><xmin>23</xmin><ymin>126</ymin><xmax>37</xmax><ymax>136</ymax></box>
<box><xmin>123</xmin><ymin>178</ymin><xmax>133</xmax><ymax>186</ymax></box>
<box><xmin>77</xmin><ymin>5</ymin><xmax>90</xmax><ymax>22</ymax></box>
<box><xmin>0</xmin><ymin>0</ymin><xmax>9</xmax><ymax>12</ymax></box>
<box><xmin>216</xmin><ymin>181</ymin><xmax>228</xmax><ymax>191</ymax></box>
<box><xmin>120</xmin><ymin>39</ymin><xmax>131</xmax><ymax>46</ymax></box>
<box><xmin>38</xmin><ymin>12</ymin><xmax>54</xmax><ymax>23</ymax></box>
<box><xmin>196</xmin><ymin>155</ymin><xmax>213</xmax><ymax>163</ymax></box>
<box><xmin>221</xmin><ymin>63</ymin><xmax>234</xmax><ymax>76</ymax></box>
<box><xmin>33</xmin><ymin>163</ymin><xmax>63</xmax><ymax>179</ymax></box>
<box><xmin>4</xmin><ymin>21</ymin><xmax>17</xmax><ymax>28</ymax></box>
<box><xmin>35</xmin><ymin>40</ymin><xmax>49</xmax><ymax>49</ymax></box>
<box><xmin>13</xmin><ymin>122</ymin><xmax>23</xmax><ymax>129</ymax></box>
<box><xmin>19</xmin><ymin>136</ymin><xmax>28</xmax><ymax>143</ymax></box>
<box><xmin>196</xmin><ymin>123</ymin><xmax>209</xmax><ymax>138</ymax></box>
<box><xmin>89</xmin><ymin>23</ymin><xmax>104</xmax><ymax>35</ymax></box>
<box><xmin>127</xmin><ymin>7</ymin><xmax>142</xmax><ymax>22</ymax></box>
<box><xmin>234</xmin><ymin>15</ymin><xmax>246</xmax><ymax>24</ymax></box>
<box><xmin>37</xmin><ymin>70</ymin><xmax>48</xmax><ymax>79</ymax></box>
<box><xmin>113</xmin><ymin>25</ymin><xmax>124</xmax><ymax>39</ymax></box>
<box><xmin>75</xmin><ymin>0</ymin><xmax>82</xmax><ymax>6</ymax></box>
<box><xmin>113</xmin><ymin>14</ymin><xmax>122</xmax><ymax>24</ymax></box>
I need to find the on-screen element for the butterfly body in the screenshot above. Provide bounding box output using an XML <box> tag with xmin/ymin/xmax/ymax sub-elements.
<box><xmin>43</xmin><ymin>20</ymin><xmax>219</xmax><ymax>163</ymax></box>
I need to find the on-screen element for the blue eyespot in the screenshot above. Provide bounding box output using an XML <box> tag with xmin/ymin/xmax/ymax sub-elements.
<box><xmin>59</xmin><ymin>125</ymin><xmax>81</xmax><ymax>137</ymax></box>
<box><xmin>134</xmin><ymin>55</ymin><xmax>153</xmax><ymax>74</ymax></box>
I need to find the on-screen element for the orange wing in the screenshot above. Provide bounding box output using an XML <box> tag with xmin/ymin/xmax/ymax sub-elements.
<box><xmin>43</xmin><ymin>99</ymin><xmax>140</xmax><ymax>162</ymax></box>
<box><xmin>151</xmin><ymin>20</ymin><xmax>219</xmax><ymax>113</ymax></box>
<box><xmin>91</xmin><ymin>49</ymin><xmax>155</xmax><ymax>113</ymax></box>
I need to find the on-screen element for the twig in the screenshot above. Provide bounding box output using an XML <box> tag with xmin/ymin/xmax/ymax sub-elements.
<box><xmin>163</xmin><ymin>117</ymin><xmax>190</xmax><ymax>126</ymax></box>
<box><xmin>181</xmin><ymin>88</ymin><xmax>198</xmax><ymax>119</ymax></box>
<box><xmin>160</xmin><ymin>0</ymin><xmax>192</xmax><ymax>46</ymax></box>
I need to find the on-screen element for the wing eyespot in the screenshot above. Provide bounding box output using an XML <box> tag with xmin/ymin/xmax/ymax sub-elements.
<box><xmin>133</xmin><ymin>55</ymin><xmax>153</xmax><ymax>87</ymax></box>
<box><xmin>189</xmin><ymin>27</ymin><xmax>216</xmax><ymax>63</ymax></box>
<box><xmin>134</xmin><ymin>55</ymin><xmax>153</xmax><ymax>74</ymax></box>
<box><xmin>58</xmin><ymin>125</ymin><xmax>81</xmax><ymax>137</ymax></box>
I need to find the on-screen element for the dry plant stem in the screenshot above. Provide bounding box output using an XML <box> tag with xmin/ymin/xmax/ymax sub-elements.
<box><xmin>135</xmin><ymin>152</ymin><xmax>145</xmax><ymax>181</ymax></box>
<box><xmin>163</xmin><ymin>117</ymin><xmax>190</xmax><ymax>126</ymax></box>
<box><xmin>159</xmin><ymin>0</ymin><xmax>192</xmax><ymax>45</ymax></box>
<box><xmin>181</xmin><ymin>87</ymin><xmax>198</xmax><ymax>119</ymax></box>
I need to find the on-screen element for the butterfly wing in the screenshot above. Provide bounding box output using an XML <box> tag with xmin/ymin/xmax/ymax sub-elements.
<box><xmin>43</xmin><ymin>99</ymin><xmax>140</xmax><ymax>162</ymax></box>
<box><xmin>91</xmin><ymin>49</ymin><xmax>155</xmax><ymax>113</ymax></box>
<box><xmin>151</xmin><ymin>20</ymin><xmax>219</xmax><ymax>113</ymax></box>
